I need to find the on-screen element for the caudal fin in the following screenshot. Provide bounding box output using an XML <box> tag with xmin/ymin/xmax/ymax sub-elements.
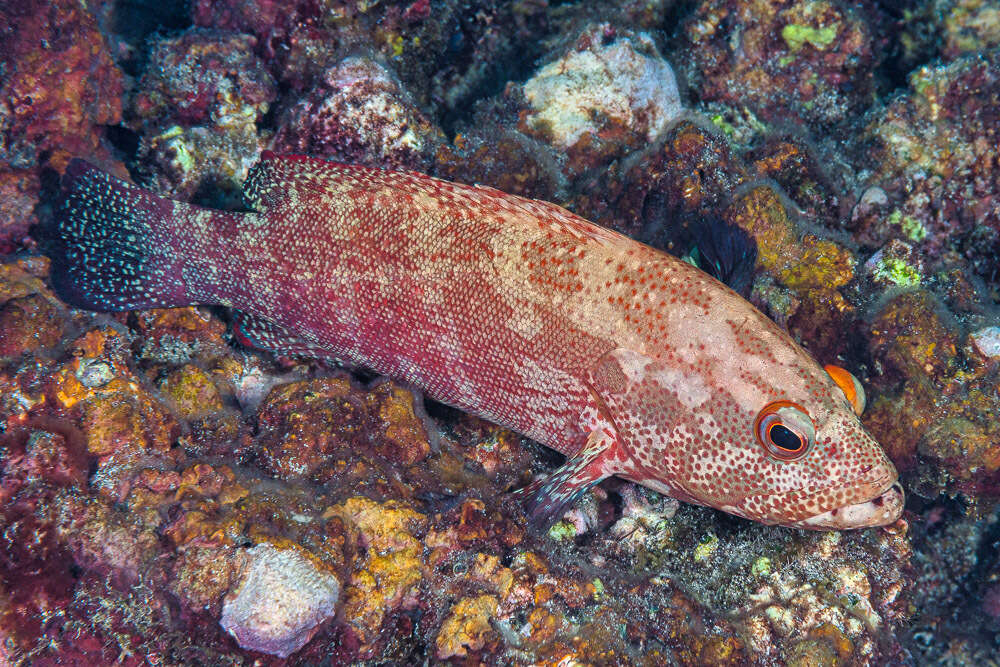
<box><xmin>49</xmin><ymin>160</ymin><xmax>196</xmax><ymax>312</ymax></box>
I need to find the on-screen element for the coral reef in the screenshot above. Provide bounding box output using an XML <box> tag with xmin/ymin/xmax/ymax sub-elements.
<box><xmin>864</xmin><ymin>290</ymin><xmax>1000</xmax><ymax>499</ymax></box>
<box><xmin>857</xmin><ymin>49</ymin><xmax>1000</xmax><ymax>291</ymax></box>
<box><xmin>0</xmin><ymin>249</ymin><xmax>918</xmax><ymax>664</ymax></box>
<box><xmin>1</xmin><ymin>0</ymin><xmax>999</xmax><ymax>663</ymax></box>
<box><xmin>680</xmin><ymin>0</ymin><xmax>881</xmax><ymax>128</ymax></box>
<box><xmin>129</xmin><ymin>28</ymin><xmax>276</xmax><ymax>203</ymax></box>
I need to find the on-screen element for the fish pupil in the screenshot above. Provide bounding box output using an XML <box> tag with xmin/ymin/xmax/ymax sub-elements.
<box><xmin>768</xmin><ymin>423</ymin><xmax>803</xmax><ymax>452</ymax></box>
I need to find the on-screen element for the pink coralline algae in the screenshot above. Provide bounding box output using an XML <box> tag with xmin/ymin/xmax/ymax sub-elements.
<box><xmin>0</xmin><ymin>0</ymin><xmax>123</xmax><ymax>250</ymax></box>
<box><xmin>0</xmin><ymin>170</ymin><xmax>40</xmax><ymax>255</ymax></box>
<box><xmin>0</xmin><ymin>0</ymin><xmax>123</xmax><ymax>171</ymax></box>
<box><xmin>273</xmin><ymin>56</ymin><xmax>444</xmax><ymax>170</ymax></box>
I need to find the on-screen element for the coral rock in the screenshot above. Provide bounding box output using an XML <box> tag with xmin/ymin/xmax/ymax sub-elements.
<box><xmin>325</xmin><ymin>496</ymin><xmax>426</xmax><ymax>651</ymax></box>
<box><xmin>131</xmin><ymin>29</ymin><xmax>275</xmax><ymax>129</ymax></box>
<box><xmin>519</xmin><ymin>24</ymin><xmax>682</xmax><ymax>174</ymax></box>
<box><xmin>220</xmin><ymin>542</ymin><xmax>341</xmax><ymax>658</ymax></box>
<box><xmin>433</xmin><ymin>129</ymin><xmax>562</xmax><ymax>203</ymax></box>
<box><xmin>862</xmin><ymin>51</ymin><xmax>1000</xmax><ymax>290</ymax></box>
<box><xmin>0</xmin><ymin>169</ymin><xmax>39</xmax><ymax>253</ymax></box>
<box><xmin>971</xmin><ymin>326</ymin><xmax>1000</xmax><ymax>360</ymax></box>
<box><xmin>157</xmin><ymin>364</ymin><xmax>225</xmax><ymax>419</ymax></box>
<box><xmin>435</xmin><ymin>594</ymin><xmax>499</xmax><ymax>659</ymax></box>
<box><xmin>131</xmin><ymin>307</ymin><xmax>230</xmax><ymax>365</ymax></box>
<box><xmin>254</xmin><ymin>377</ymin><xmax>431</xmax><ymax>481</ymax></box>
<box><xmin>0</xmin><ymin>294</ymin><xmax>63</xmax><ymax>356</ymax></box>
<box><xmin>867</xmin><ymin>291</ymin><xmax>959</xmax><ymax>380</ymax></box>
<box><xmin>682</xmin><ymin>0</ymin><xmax>878</xmax><ymax>127</ymax></box>
<box><xmin>170</xmin><ymin>545</ymin><xmax>238</xmax><ymax>615</ymax></box>
<box><xmin>131</xmin><ymin>29</ymin><xmax>275</xmax><ymax>201</ymax></box>
<box><xmin>942</xmin><ymin>0</ymin><xmax>1000</xmax><ymax>58</ymax></box>
<box><xmin>0</xmin><ymin>0</ymin><xmax>123</xmax><ymax>172</ymax></box>
<box><xmin>274</xmin><ymin>56</ymin><xmax>443</xmax><ymax>171</ymax></box>
<box><xmin>593</xmin><ymin>120</ymin><xmax>750</xmax><ymax>242</ymax></box>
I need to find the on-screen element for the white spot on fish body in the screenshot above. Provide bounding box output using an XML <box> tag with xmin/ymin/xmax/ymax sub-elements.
<box><xmin>615</xmin><ymin>352</ymin><xmax>649</xmax><ymax>383</ymax></box>
<box><xmin>649</xmin><ymin>365</ymin><xmax>711</xmax><ymax>410</ymax></box>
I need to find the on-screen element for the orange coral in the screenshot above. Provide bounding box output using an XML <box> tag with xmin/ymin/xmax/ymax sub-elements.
<box><xmin>435</xmin><ymin>594</ymin><xmax>499</xmax><ymax>658</ymax></box>
<box><xmin>324</xmin><ymin>496</ymin><xmax>427</xmax><ymax>651</ymax></box>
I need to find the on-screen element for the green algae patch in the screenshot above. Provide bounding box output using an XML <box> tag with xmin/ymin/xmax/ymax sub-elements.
<box><xmin>781</xmin><ymin>24</ymin><xmax>838</xmax><ymax>52</ymax></box>
<box><xmin>887</xmin><ymin>210</ymin><xmax>928</xmax><ymax>242</ymax></box>
<box><xmin>548</xmin><ymin>519</ymin><xmax>577</xmax><ymax>541</ymax></box>
<box><xmin>693</xmin><ymin>533</ymin><xmax>719</xmax><ymax>562</ymax></box>
<box><xmin>710</xmin><ymin>114</ymin><xmax>737</xmax><ymax>137</ymax></box>
<box><xmin>751</xmin><ymin>556</ymin><xmax>772</xmax><ymax>577</ymax></box>
<box><xmin>873</xmin><ymin>257</ymin><xmax>922</xmax><ymax>288</ymax></box>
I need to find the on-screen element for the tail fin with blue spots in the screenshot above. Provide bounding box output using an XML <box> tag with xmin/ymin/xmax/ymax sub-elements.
<box><xmin>49</xmin><ymin>160</ymin><xmax>222</xmax><ymax>312</ymax></box>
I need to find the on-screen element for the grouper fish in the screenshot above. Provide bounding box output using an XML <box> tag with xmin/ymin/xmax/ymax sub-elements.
<box><xmin>49</xmin><ymin>153</ymin><xmax>904</xmax><ymax>529</ymax></box>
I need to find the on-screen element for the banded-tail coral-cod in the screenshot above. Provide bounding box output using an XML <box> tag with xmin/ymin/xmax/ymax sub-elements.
<box><xmin>49</xmin><ymin>153</ymin><xmax>903</xmax><ymax>529</ymax></box>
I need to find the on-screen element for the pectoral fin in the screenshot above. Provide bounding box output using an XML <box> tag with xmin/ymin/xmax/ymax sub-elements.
<box><xmin>516</xmin><ymin>428</ymin><xmax>622</xmax><ymax>527</ymax></box>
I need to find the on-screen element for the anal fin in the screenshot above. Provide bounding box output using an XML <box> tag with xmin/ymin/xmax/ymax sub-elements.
<box><xmin>232</xmin><ymin>311</ymin><xmax>334</xmax><ymax>360</ymax></box>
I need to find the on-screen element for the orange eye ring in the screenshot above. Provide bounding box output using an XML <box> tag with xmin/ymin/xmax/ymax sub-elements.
<box><xmin>754</xmin><ymin>400</ymin><xmax>815</xmax><ymax>461</ymax></box>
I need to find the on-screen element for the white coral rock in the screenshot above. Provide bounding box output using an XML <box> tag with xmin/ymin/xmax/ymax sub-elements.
<box><xmin>220</xmin><ymin>543</ymin><xmax>340</xmax><ymax>658</ymax></box>
<box><xmin>522</xmin><ymin>25</ymin><xmax>683</xmax><ymax>149</ymax></box>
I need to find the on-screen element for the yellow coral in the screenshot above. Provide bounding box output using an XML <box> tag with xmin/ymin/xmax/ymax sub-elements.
<box><xmin>435</xmin><ymin>594</ymin><xmax>499</xmax><ymax>658</ymax></box>
<box><xmin>730</xmin><ymin>187</ymin><xmax>856</xmax><ymax>291</ymax></box>
<box><xmin>158</xmin><ymin>364</ymin><xmax>224</xmax><ymax>418</ymax></box>
<box><xmin>324</xmin><ymin>497</ymin><xmax>427</xmax><ymax>647</ymax></box>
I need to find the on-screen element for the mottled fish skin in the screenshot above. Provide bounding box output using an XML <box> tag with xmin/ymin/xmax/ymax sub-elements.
<box><xmin>51</xmin><ymin>154</ymin><xmax>903</xmax><ymax>529</ymax></box>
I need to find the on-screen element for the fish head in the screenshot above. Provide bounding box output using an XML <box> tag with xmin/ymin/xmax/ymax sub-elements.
<box><xmin>725</xmin><ymin>392</ymin><xmax>903</xmax><ymax>530</ymax></box>
<box><xmin>589</xmin><ymin>343</ymin><xmax>903</xmax><ymax>530</ymax></box>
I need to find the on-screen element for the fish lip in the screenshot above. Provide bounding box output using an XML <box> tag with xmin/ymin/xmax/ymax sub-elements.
<box><xmin>790</xmin><ymin>479</ymin><xmax>904</xmax><ymax>530</ymax></box>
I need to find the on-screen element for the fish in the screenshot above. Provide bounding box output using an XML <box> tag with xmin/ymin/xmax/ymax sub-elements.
<box><xmin>49</xmin><ymin>153</ymin><xmax>903</xmax><ymax>530</ymax></box>
<box><xmin>689</xmin><ymin>215</ymin><xmax>758</xmax><ymax>298</ymax></box>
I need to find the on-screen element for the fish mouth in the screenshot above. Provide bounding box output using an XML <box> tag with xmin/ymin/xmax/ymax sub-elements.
<box><xmin>790</xmin><ymin>480</ymin><xmax>904</xmax><ymax>530</ymax></box>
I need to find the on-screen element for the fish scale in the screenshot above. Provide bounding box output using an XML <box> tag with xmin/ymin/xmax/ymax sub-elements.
<box><xmin>50</xmin><ymin>152</ymin><xmax>903</xmax><ymax>529</ymax></box>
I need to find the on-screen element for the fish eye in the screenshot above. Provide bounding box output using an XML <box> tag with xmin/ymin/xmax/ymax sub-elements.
<box><xmin>754</xmin><ymin>401</ymin><xmax>815</xmax><ymax>460</ymax></box>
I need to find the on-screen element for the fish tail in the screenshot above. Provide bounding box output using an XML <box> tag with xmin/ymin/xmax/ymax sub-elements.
<box><xmin>49</xmin><ymin>160</ymin><xmax>227</xmax><ymax>312</ymax></box>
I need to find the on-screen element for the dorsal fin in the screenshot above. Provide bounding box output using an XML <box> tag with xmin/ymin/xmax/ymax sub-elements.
<box><xmin>242</xmin><ymin>153</ymin><xmax>628</xmax><ymax>247</ymax></box>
